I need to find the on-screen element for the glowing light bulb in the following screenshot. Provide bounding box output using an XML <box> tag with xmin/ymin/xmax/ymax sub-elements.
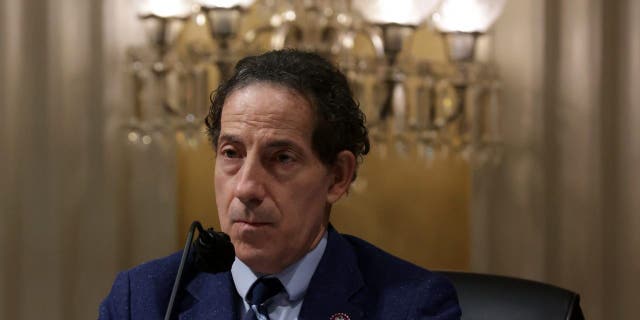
<box><xmin>128</xmin><ymin>131</ymin><xmax>140</xmax><ymax>143</ymax></box>
<box><xmin>142</xmin><ymin>135</ymin><xmax>153</xmax><ymax>145</ymax></box>
<box><xmin>138</xmin><ymin>0</ymin><xmax>194</xmax><ymax>18</ymax></box>
<box><xmin>195</xmin><ymin>12</ymin><xmax>207</xmax><ymax>25</ymax></box>
<box><xmin>195</xmin><ymin>0</ymin><xmax>255</xmax><ymax>9</ymax></box>
<box><xmin>352</xmin><ymin>0</ymin><xmax>442</xmax><ymax>26</ymax></box>
<box><xmin>433</xmin><ymin>0</ymin><xmax>507</xmax><ymax>33</ymax></box>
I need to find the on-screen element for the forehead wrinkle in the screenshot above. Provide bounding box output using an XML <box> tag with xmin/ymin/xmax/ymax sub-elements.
<box><xmin>222</xmin><ymin>113</ymin><xmax>303</xmax><ymax>132</ymax></box>
<box><xmin>221</xmin><ymin>108</ymin><xmax>312</xmax><ymax>142</ymax></box>
<box><xmin>220</xmin><ymin>118</ymin><xmax>310</xmax><ymax>148</ymax></box>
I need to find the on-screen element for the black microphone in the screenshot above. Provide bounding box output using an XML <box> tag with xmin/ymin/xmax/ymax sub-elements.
<box><xmin>164</xmin><ymin>221</ymin><xmax>235</xmax><ymax>320</ymax></box>
<box><xmin>193</xmin><ymin>226</ymin><xmax>235</xmax><ymax>273</ymax></box>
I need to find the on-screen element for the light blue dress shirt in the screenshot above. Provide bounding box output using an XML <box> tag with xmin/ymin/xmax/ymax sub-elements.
<box><xmin>231</xmin><ymin>232</ymin><xmax>328</xmax><ymax>320</ymax></box>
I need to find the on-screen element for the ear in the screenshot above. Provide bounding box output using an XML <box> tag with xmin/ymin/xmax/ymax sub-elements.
<box><xmin>326</xmin><ymin>151</ymin><xmax>357</xmax><ymax>204</ymax></box>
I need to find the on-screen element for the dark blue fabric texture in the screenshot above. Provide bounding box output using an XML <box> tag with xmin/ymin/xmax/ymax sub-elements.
<box><xmin>99</xmin><ymin>227</ymin><xmax>462</xmax><ymax>320</ymax></box>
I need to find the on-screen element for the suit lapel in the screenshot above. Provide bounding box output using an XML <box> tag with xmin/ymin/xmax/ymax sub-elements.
<box><xmin>299</xmin><ymin>227</ymin><xmax>368</xmax><ymax>320</ymax></box>
<box><xmin>178</xmin><ymin>271</ymin><xmax>238</xmax><ymax>320</ymax></box>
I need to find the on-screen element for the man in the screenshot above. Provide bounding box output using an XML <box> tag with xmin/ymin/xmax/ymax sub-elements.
<box><xmin>100</xmin><ymin>50</ymin><xmax>461</xmax><ymax>320</ymax></box>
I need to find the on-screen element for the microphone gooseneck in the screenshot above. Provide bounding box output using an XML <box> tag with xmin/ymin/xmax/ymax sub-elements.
<box><xmin>164</xmin><ymin>221</ymin><xmax>235</xmax><ymax>320</ymax></box>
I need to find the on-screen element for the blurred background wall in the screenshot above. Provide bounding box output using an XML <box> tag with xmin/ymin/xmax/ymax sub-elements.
<box><xmin>475</xmin><ymin>1</ymin><xmax>640</xmax><ymax>318</ymax></box>
<box><xmin>1</xmin><ymin>0</ymin><xmax>639</xmax><ymax>319</ymax></box>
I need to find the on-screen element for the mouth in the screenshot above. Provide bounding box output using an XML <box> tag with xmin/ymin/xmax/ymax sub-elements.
<box><xmin>234</xmin><ymin>220</ymin><xmax>272</xmax><ymax>229</ymax></box>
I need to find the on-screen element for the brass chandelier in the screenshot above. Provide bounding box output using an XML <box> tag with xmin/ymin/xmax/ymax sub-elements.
<box><xmin>126</xmin><ymin>0</ymin><xmax>506</xmax><ymax>166</ymax></box>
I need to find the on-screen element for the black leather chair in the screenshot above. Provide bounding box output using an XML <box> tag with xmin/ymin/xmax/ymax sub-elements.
<box><xmin>439</xmin><ymin>271</ymin><xmax>585</xmax><ymax>320</ymax></box>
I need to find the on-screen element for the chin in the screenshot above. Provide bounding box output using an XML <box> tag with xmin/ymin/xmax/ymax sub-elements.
<box><xmin>236</xmin><ymin>247</ymin><xmax>280</xmax><ymax>274</ymax></box>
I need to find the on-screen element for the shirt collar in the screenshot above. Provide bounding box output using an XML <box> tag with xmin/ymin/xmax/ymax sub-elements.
<box><xmin>231</xmin><ymin>231</ymin><xmax>328</xmax><ymax>303</ymax></box>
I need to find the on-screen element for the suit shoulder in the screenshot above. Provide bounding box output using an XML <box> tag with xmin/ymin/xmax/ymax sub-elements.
<box><xmin>99</xmin><ymin>252</ymin><xmax>184</xmax><ymax>320</ymax></box>
<box><xmin>342</xmin><ymin>234</ymin><xmax>459</xmax><ymax>296</ymax></box>
<box><xmin>341</xmin><ymin>234</ymin><xmax>461</xmax><ymax>318</ymax></box>
<box><xmin>341</xmin><ymin>234</ymin><xmax>432</xmax><ymax>279</ymax></box>
<box><xmin>126</xmin><ymin>251</ymin><xmax>183</xmax><ymax>282</ymax></box>
<box><xmin>108</xmin><ymin>251</ymin><xmax>184</xmax><ymax>297</ymax></box>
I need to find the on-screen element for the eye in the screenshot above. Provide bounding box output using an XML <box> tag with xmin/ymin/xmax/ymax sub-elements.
<box><xmin>274</xmin><ymin>152</ymin><xmax>295</xmax><ymax>164</ymax></box>
<box><xmin>220</xmin><ymin>147</ymin><xmax>240</xmax><ymax>159</ymax></box>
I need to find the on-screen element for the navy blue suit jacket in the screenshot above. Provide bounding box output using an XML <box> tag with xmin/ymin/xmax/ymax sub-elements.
<box><xmin>99</xmin><ymin>227</ymin><xmax>461</xmax><ymax>319</ymax></box>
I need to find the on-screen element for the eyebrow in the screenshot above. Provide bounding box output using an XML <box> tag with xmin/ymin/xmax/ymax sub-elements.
<box><xmin>218</xmin><ymin>134</ymin><xmax>303</xmax><ymax>151</ymax></box>
<box><xmin>266</xmin><ymin>139</ymin><xmax>300</xmax><ymax>149</ymax></box>
<box><xmin>218</xmin><ymin>134</ymin><xmax>242</xmax><ymax>145</ymax></box>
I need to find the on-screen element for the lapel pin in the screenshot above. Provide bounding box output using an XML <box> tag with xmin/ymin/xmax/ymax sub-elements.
<box><xmin>329</xmin><ymin>313</ymin><xmax>350</xmax><ymax>320</ymax></box>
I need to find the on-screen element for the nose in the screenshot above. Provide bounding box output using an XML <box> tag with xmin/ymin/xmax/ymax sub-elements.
<box><xmin>234</xmin><ymin>155</ymin><xmax>267</xmax><ymax>207</ymax></box>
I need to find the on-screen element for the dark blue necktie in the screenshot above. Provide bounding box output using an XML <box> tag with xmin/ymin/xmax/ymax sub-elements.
<box><xmin>244</xmin><ymin>277</ymin><xmax>285</xmax><ymax>320</ymax></box>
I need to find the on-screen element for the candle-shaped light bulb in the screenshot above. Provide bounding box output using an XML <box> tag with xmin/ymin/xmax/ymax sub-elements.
<box><xmin>352</xmin><ymin>0</ymin><xmax>442</xmax><ymax>26</ymax></box>
<box><xmin>138</xmin><ymin>0</ymin><xmax>194</xmax><ymax>18</ymax></box>
<box><xmin>195</xmin><ymin>0</ymin><xmax>255</xmax><ymax>9</ymax></box>
<box><xmin>433</xmin><ymin>0</ymin><xmax>507</xmax><ymax>33</ymax></box>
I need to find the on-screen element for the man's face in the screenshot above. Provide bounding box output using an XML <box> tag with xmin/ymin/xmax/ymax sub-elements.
<box><xmin>214</xmin><ymin>83</ymin><xmax>338</xmax><ymax>274</ymax></box>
